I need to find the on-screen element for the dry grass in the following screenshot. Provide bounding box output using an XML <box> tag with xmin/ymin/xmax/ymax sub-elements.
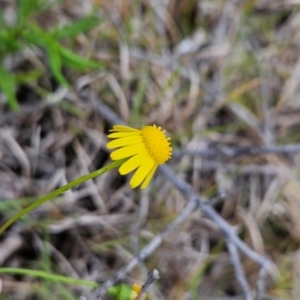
<box><xmin>1</xmin><ymin>0</ymin><xmax>300</xmax><ymax>299</ymax></box>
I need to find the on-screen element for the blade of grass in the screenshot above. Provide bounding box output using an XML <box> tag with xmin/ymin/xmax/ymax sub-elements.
<box><xmin>52</xmin><ymin>16</ymin><xmax>101</xmax><ymax>39</ymax></box>
<box><xmin>23</xmin><ymin>23</ymin><xmax>69</xmax><ymax>85</ymax></box>
<box><xmin>58</xmin><ymin>44</ymin><xmax>104</xmax><ymax>70</ymax></box>
<box><xmin>16</xmin><ymin>0</ymin><xmax>40</xmax><ymax>27</ymax></box>
<box><xmin>0</xmin><ymin>268</ymin><xmax>98</xmax><ymax>287</ymax></box>
<box><xmin>45</xmin><ymin>40</ymin><xmax>69</xmax><ymax>86</ymax></box>
<box><xmin>0</xmin><ymin>64</ymin><xmax>19</xmax><ymax>111</ymax></box>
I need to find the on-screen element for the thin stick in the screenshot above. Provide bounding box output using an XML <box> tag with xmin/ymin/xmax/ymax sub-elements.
<box><xmin>255</xmin><ymin>267</ymin><xmax>268</xmax><ymax>300</ymax></box>
<box><xmin>160</xmin><ymin>164</ymin><xmax>273</xmax><ymax>271</ymax></box>
<box><xmin>226</xmin><ymin>239</ymin><xmax>253</xmax><ymax>300</ymax></box>
<box><xmin>79</xmin><ymin>199</ymin><xmax>198</xmax><ymax>300</ymax></box>
<box><xmin>136</xmin><ymin>269</ymin><xmax>160</xmax><ymax>300</ymax></box>
<box><xmin>173</xmin><ymin>144</ymin><xmax>300</xmax><ymax>158</ymax></box>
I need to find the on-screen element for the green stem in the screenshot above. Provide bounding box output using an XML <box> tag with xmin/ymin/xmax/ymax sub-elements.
<box><xmin>0</xmin><ymin>159</ymin><xmax>126</xmax><ymax>235</ymax></box>
<box><xmin>0</xmin><ymin>267</ymin><xmax>98</xmax><ymax>287</ymax></box>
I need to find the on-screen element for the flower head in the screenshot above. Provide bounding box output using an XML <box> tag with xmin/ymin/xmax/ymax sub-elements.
<box><xmin>130</xmin><ymin>283</ymin><xmax>145</xmax><ymax>300</ymax></box>
<box><xmin>107</xmin><ymin>124</ymin><xmax>172</xmax><ymax>189</ymax></box>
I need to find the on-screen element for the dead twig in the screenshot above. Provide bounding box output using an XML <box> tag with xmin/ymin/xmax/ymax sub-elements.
<box><xmin>79</xmin><ymin>197</ymin><xmax>199</xmax><ymax>300</ymax></box>
<box><xmin>255</xmin><ymin>267</ymin><xmax>268</xmax><ymax>300</ymax></box>
<box><xmin>173</xmin><ymin>143</ymin><xmax>300</xmax><ymax>158</ymax></box>
<box><xmin>160</xmin><ymin>164</ymin><xmax>274</xmax><ymax>273</ymax></box>
<box><xmin>136</xmin><ymin>269</ymin><xmax>160</xmax><ymax>300</ymax></box>
<box><xmin>226</xmin><ymin>238</ymin><xmax>253</xmax><ymax>300</ymax></box>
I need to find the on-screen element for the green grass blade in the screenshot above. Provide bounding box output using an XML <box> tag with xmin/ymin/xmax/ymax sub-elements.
<box><xmin>0</xmin><ymin>268</ymin><xmax>98</xmax><ymax>287</ymax></box>
<box><xmin>23</xmin><ymin>23</ymin><xmax>68</xmax><ymax>85</ymax></box>
<box><xmin>45</xmin><ymin>41</ymin><xmax>69</xmax><ymax>86</ymax></box>
<box><xmin>21</xmin><ymin>25</ymin><xmax>45</xmax><ymax>46</ymax></box>
<box><xmin>58</xmin><ymin>44</ymin><xmax>104</xmax><ymax>70</ymax></box>
<box><xmin>0</xmin><ymin>159</ymin><xmax>126</xmax><ymax>234</ymax></box>
<box><xmin>0</xmin><ymin>64</ymin><xmax>19</xmax><ymax>111</ymax></box>
<box><xmin>16</xmin><ymin>0</ymin><xmax>40</xmax><ymax>27</ymax></box>
<box><xmin>52</xmin><ymin>16</ymin><xmax>101</xmax><ymax>39</ymax></box>
<box><xmin>108</xmin><ymin>283</ymin><xmax>133</xmax><ymax>300</ymax></box>
<box><xmin>0</xmin><ymin>17</ymin><xmax>17</xmax><ymax>54</ymax></box>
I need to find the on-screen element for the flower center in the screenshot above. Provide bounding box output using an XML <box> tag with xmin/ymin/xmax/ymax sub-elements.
<box><xmin>141</xmin><ymin>125</ymin><xmax>172</xmax><ymax>164</ymax></box>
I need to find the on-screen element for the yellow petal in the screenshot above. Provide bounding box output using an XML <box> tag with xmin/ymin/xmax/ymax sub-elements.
<box><xmin>107</xmin><ymin>131</ymin><xmax>141</xmax><ymax>138</ymax></box>
<box><xmin>141</xmin><ymin>164</ymin><xmax>158</xmax><ymax>189</ymax></box>
<box><xmin>107</xmin><ymin>136</ymin><xmax>143</xmax><ymax>149</ymax></box>
<box><xmin>130</xmin><ymin>156</ymin><xmax>155</xmax><ymax>188</ymax></box>
<box><xmin>110</xmin><ymin>125</ymin><xmax>139</xmax><ymax>132</ymax></box>
<box><xmin>132</xmin><ymin>283</ymin><xmax>142</xmax><ymax>294</ymax></box>
<box><xmin>119</xmin><ymin>150</ymin><xmax>148</xmax><ymax>175</ymax></box>
<box><xmin>110</xmin><ymin>143</ymin><xmax>146</xmax><ymax>160</ymax></box>
<box><xmin>131</xmin><ymin>284</ymin><xmax>142</xmax><ymax>300</ymax></box>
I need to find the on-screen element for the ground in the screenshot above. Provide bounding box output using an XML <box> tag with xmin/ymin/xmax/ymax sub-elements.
<box><xmin>0</xmin><ymin>0</ymin><xmax>300</xmax><ymax>299</ymax></box>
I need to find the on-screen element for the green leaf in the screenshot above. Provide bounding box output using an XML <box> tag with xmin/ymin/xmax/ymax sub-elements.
<box><xmin>21</xmin><ymin>32</ymin><xmax>42</xmax><ymax>46</ymax></box>
<box><xmin>45</xmin><ymin>40</ymin><xmax>69</xmax><ymax>86</ymax></box>
<box><xmin>15</xmin><ymin>70</ymin><xmax>43</xmax><ymax>84</ymax></box>
<box><xmin>57</xmin><ymin>44</ymin><xmax>104</xmax><ymax>70</ymax></box>
<box><xmin>0</xmin><ymin>64</ymin><xmax>19</xmax><ymax>111</ymax></box>
<box><xmin>0</xmin><ymin>7</ymin><xmax>5</xmax><ymax>27</ymax></box>
<box><xmin>23</xmin><ymin>22</ymin><xmax>58</xmax><ymax>47</ymax></box>
<box><xmin>22</xmin><ymin>23</ymin><xmax>104</xmax><ymax>84</ymax></box>
<box><xmin>0</xmin><ymin>27</ymin><xmax>22</xmax><ymax>55</ymax></box>
<box><xmin>52</xmin><ymin>16</ymin><xmax>101</xmax><ymax>39</ymax></box>
<box><xmin>21</xmin><ymin>24</ymin><xmax>65</xmax><ymax>84</ymax></box>
<box><xmin>16</xmin><ymin>0</ymin><xmax>41</xmax><ymax>27</ymax></box>
<box><xmin>6</xmin><ymin>22</ymin><xmax>68</xmax><ymax>86</ymax></box>
<box><xmin>108</xmin><ymin>284</ymin><xmax>133</xmax><ymax>300</ymax></box>
<box><xmin>21</xmin><ymin>25</ymin><xmax>45</xmax><ymax>47</ymax></box>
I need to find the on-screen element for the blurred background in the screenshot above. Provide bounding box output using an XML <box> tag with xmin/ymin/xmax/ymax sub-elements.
<box><xmin>0</xmin><ymin>0</ymin><xmax>300</xmax><ymax>299</ymax></box>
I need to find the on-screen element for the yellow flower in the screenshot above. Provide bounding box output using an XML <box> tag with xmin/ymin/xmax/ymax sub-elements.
<box><xmin>131</xmin><ymin>283</ymin><xmax>145</xmax><ymax>300</ymax></box>
<box><xmin>107</xmin><ymin>124</ymin><xmax>172</xmax><ymax>189</ymax></box>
